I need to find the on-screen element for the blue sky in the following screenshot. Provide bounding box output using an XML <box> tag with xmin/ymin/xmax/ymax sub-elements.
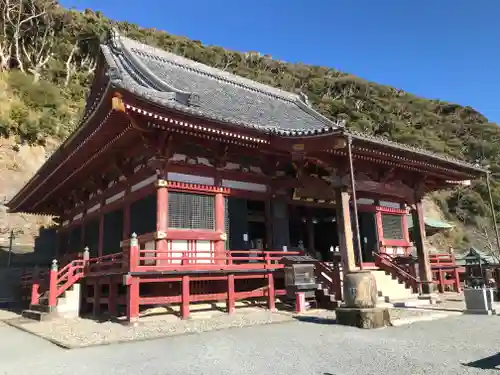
<box><xmin>60</xmin><ymin>0</ymin><xmax>500</xmax><ymax>124</ymax></box>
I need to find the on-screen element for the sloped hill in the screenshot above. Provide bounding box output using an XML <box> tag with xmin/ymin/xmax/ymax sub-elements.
<box><xmin>0</xmin><ymin>1</ymin><xmax>498</xmax><ymax>254</ymax></box>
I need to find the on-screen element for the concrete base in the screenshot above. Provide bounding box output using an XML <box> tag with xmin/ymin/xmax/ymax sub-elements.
<box><xmin>336</xmin><ymin>307</ymin><xmax>391</xmax><ymax>329</ymax></box>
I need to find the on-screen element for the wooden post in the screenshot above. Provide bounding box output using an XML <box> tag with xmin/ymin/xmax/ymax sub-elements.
<box><xmin>93</xmin><ymin>280</ymin><xmax>101</xmax><ymax>316</ymax></box>
<box><xmin>227</xmin><ymin>274</ymin><xmax>235</xmax><ymax>314</ymax></box>
<box><xmin>411</xmin><ymin>198</ymin><xmax>433</xmax><ymax>294</ymax></box>
<box><xmin>30</xmin><ymin>268</ymin><xmax>40</xmax><ymax>306</ymax></box>
<box><xmin>123</xmin><ymin>185</ymin><xmax>131</xmax><ymax>240</ymax></box>
<box><xmin>128</xmin><ymin>233</ymin><xmax>138</xmax><ymax>272</ymax></box>
<box><xmin>453</xmin><ymin>267</ymin><xmax>461</xmax><ymax>293</ymax></box>
<box><xmin>267</xmin><ymin>272</ymin><xmax>275</xmax><ymax>311</ymax></box>
<box><xmin>108</xmin><ymin>277</ymin><xmax>118</xmax><ymax>316</ymax></box>
<box><xmin>215</xmin><ymin>191</ymin><xmax>225</xmax><ymax>265</ymax></box>
<box><xmin>181</xmin><ymin>275</ymin><xmax>190</xmax><ymax>319</ymax></box>
<box><xmin>155</xmin><ymin>178</ymin><xmax>168</xmax><ymax>260</ymax></box>
<box><xmin>48</xmin><ymin>259</ymin><xmax>58</xmax><ymax>308</ymax></box>
<box><xmin>306</xmin><ymin>208</ymin><xmax>315</xmax><ymax>255</ymax></box>
<box><xmin>83</xmin><ymin>246</ymin><xmax>90</xmax><ymax>275</ymax></box>
<box><xmin>437</xmin><ymin>269</ymin><xmax>445</xmax><ymax>293</ymax></box>
<box><xmin>295</xmin><ymin>292</ymin><xmax>306</xmax><ymax>313</ymax></box>
<box><xmin>335</xmin><ymin>188</ymin><xmax>356</xmax><ymax>272</ymax></box>
<box><xmin>264</xmin><ymin>198</ymin><xmax>273</xmax><ymax>249</ymax></box>
<box><xmin>126</xmin><ymin>277</ymin><xmax>139</xmax><ymax>323</ymax></box>
<box><xmin>98</xmin><ymin>213</ymin><xmax>104</xmax><ymax>257</ymax></box>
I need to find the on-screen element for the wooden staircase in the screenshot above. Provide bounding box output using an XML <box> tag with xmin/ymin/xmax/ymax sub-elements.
<box><xmin>374</xmin><ymin>253</ymin><xmax>420</xmax><ymax>294</ymax></box>
<box><xmin>21</xmin><ymin>259</ymin><xmax>85</xmax><ymax>321</ymax></box>
<box><xmin>314</xmin><ymin>261</ymin><xmax>342</xmax><ymax>308</ymax></box>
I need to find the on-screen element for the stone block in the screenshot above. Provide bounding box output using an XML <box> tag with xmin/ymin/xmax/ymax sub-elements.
<box><xmin>464</xmin><ymin>287</ymin><xmax>496</xmax><ymax>314</ymax></box>
<box><xmin>336</xmin><ymin>307</ymin><xmax>391</xmax><ymax>329</ymax></box>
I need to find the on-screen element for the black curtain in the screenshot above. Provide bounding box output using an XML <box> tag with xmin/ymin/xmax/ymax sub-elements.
<box><xmin>84</xmin><ymin>218</ymin><xmax>100</xmax><ymax>257</ymax></box>
<box><xmin>68</xmin><ymin>226</ymin><xmax>82</xmax><ymax>253</ymax></box>
<box><xmin>103</xmin><ymin>209</ymin><xmax>124</xmax><ymax>255</ymax></box>
<box><xmin>130</xmin><ymin>194</ymin><xmax>157</xmax><ymax>236</ymax></box>
<box><xmin>228</xmin><ymin>197</ymin><xmax>249</xmax><ymax>250</ymax></box>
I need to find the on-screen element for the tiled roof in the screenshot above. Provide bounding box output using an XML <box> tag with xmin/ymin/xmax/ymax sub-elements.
<box><xmin>101</xmin><ymin>30</ymin><xmax>344</xmax><ymax>136</ymax></box>
<box><xmin>101</xmin><ymin>30</ymin><xmax>485</xmax><ymax>174</ymax></box>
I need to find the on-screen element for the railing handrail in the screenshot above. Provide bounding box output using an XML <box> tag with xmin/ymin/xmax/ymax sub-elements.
<box><xmin>87</xmin><ymin>252</ymin><xmax>123</xmax><ymax>263</ymax></box>
<box><xmin>374</xmin><ymin>252</ymin><xmax>420</xmax><ymax>286</ymax></box>
<box><xmin>314</xmin><ymin>261</ymin><xmax>342</xmax><ymax>301</ymax></box>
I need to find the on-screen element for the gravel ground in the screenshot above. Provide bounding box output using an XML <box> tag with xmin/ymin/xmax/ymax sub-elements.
<box><xmin>5</xmin><ymin>309</ymin><xmax>295</xmax><ymax>348</ymax></box>
<box><xmin>1</xmin><ymin>306</ymin><xmax>454</xmax><ymax>348</ymax></box>
<box><xmin>1</xmin><ymin>314</ymin><xmax>500</xmax><ymax>375</ymax></box>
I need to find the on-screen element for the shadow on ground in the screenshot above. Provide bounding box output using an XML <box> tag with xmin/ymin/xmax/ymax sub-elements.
<box><xmin>293</xmin><ymin>315</ymin><xmax>336</xmax><ymax>325</ymax></box>
<box><xmin>464</xmin><ymin>352</ymin><xmax>500</xmax><ymax>370</ymax></box>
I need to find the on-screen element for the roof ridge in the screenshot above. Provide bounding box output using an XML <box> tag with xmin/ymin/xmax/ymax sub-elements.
<box><xmin>113</xmin><ymin>32</ymin><xmax>302</xmax><ymax>104</ymax></box>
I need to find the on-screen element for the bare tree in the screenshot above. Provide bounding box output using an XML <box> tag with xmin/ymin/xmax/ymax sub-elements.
<box><xmin>0</xmin><ymin>0</ymin><xmax>17</xmax><ymax>70</ymax></box>
<box><xmin>64</xmin><ymin>39</ymin><xmax>97</xmax><ymax>86</ymax></box>
<box><xmin>4</xmin><ymin>0</ymin><xmax>49</xmax><ymax>73</ymax></box>
<box><xmin>21</xmin><ymin>3</ymin><xmax>56</xmax><ymax>81</ymax></box>
<box><xmin>472</xmin><ymin>217</ymin><xmax>500</xmax><ymax>263</ymax></box>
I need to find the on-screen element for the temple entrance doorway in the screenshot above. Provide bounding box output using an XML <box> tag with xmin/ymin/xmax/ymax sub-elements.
<box><xmin>289</xmin><ymin>205</ymin><xmax>339</xmax><ymax>261</ymax></box>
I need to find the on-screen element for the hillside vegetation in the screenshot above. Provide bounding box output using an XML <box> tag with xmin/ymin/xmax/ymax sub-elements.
<box><xmin>1</xmin><ymin>0</ymin><xmax>499</xmax><ymax>250</ymax></box>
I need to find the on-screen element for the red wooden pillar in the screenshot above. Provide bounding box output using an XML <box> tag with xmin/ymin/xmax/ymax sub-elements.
<box><xmin>30</xmin><ymin>267</ymin><xmax>40</xmax><ymax>305</ymax></box>
<box><xmin>181</xmin><ymin>275</ymin><xmax>190</xmax><ymax>319</ymax></box>
<box><xmin>155</xmin><ymin>178</ymin><xmax>168</xmax><ymax>257</ymax></box>
<box><xmin>227</xmin><ymin>274</ymin><xmax>235</xmax><ymax>314</ymax></box>
<box><xmin>267</xmin><ymin>272</ymin><xmax>275</xmax><ymax>311</ymax></box>
<box><xmin>48</xmin><ymin>260</ymin><xmax>58</xmax><ymax>308</ymax></box>
<box><xmin>126</xmin><ymin>277</ymin><xmax>139</xmax><ymax>323</ymax></box>
<box><xmin>215</xmin><ymin>191</ymin><xmax>225</xmax><ymax>264</ymax></box>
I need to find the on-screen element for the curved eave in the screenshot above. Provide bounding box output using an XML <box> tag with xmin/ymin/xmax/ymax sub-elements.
<box><xmin>347</xmin><ymin>131</ymin><xmax>486</xmax><ymax>177</ymax></box>
<box><xmin>8</xmin><ymin>82</ymin><xmax>114</xmax><ymax>214</ymax></box>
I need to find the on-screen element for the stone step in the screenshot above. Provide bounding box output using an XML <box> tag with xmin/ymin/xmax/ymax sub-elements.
<box><xmin>29</xmin><ymin>303</ymin><xmax>52</xmax><ymax>313</ymax></box>
<box><xmin>21</xmin><ymin>309</ymin><xmax>54</xmax><ymax>321</ymax></box>
<box><xmin>389</xmin><ymin>298</ymin><xmax>432</xmax><ymax>308</ymax></box>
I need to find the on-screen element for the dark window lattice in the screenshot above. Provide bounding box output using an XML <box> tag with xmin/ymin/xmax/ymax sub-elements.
<box><xmin>168</xmin><ymin>192</ymin><xmax>215</xmax><ymax>230</ymax></box>
<box><xmin>381</xmin><ymin>213</ymin><xmax>404</xmax><ymax>240</ymax></box>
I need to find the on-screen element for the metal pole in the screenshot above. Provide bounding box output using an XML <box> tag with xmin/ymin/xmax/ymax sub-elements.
<box><xmin>347</xmin><ymin>135</ymin><xmax>364</xmax><ymax>270</ymax></box>
<box><xmin>7</xmin><ymin>230</ymin><xmax>13</xmax><ymax>268</ymax></box>
<box><xmin>486</xmin><ymin>172</ymin><xmax>500</xmax><ymax>254</ymax></box>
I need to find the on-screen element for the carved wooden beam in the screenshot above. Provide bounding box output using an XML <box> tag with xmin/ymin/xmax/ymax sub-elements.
<box><xmin>378</xmin><ymin>167</ymin><xmax>396</xmax><ymax>184</ymax></box>
<box><xmin>147</xmin><ymin>133</ymin><xmax>175</xmax><ymax>172</ymax></box>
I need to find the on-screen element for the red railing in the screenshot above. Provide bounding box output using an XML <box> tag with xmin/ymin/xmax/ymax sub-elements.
<box><xmin>48</xmin><ymin>259</ymin><xmax>85</xmax><ymax>306</ymax></box>
<box><xmin>374</xmin><ymin>252</ymin><xmax>420</xmax><ymax>293</ymax></box>
<box><xmin>131</xmin><ymin>248</ymin><xmax>302</xmax><ymax>272</ymax></box>
<box><xmin>23</xmin><ymin>233</ymin><xmax>314</xmax><ymax>308</ymax></box>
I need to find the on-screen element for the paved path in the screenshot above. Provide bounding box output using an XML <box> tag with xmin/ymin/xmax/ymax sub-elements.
<box><xmin>2</xmin><ymin>315</ymin><xmax>500</xmax><ymax>375</ymax></box>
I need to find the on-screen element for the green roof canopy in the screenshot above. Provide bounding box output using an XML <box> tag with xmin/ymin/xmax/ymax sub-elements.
<box><xmin>407</xmin><ymin>215</ymin><xmax>454</xmax><ymax>230</ymax></box>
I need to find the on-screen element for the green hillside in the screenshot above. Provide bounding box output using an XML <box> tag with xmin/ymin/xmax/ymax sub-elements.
<box><xmin>1</xmin><ymin>1</ymin><xmax>499</xmax><ymax>248</ymax></box>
